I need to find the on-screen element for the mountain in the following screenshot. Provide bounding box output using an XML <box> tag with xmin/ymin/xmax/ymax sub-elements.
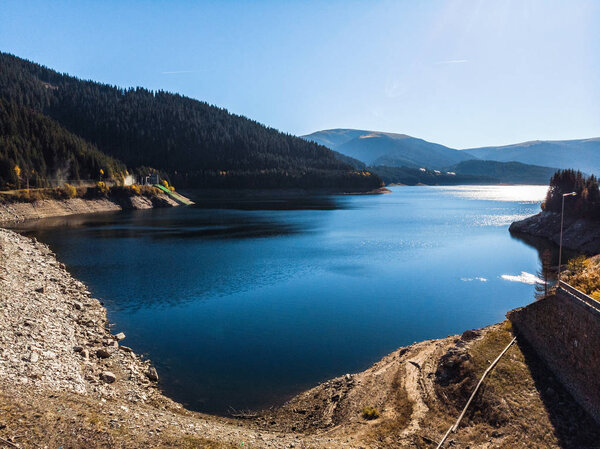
<box><xmin>463</xmin><ymin>139</ymin><xmax>600</xmax><ymax>175</ymax></box>
<box><xmin>302</xmin><ymin>129</ymin><xmax>369</xmax><ymax>150</ymax></box>
<box><xmin>0</xmin><ymin>99</ymin><xmax>125</xmax><ymax>190</ymax></box>
<box><xmin>0</xmin><ymin>53</ymin><xmax>382</xmax><ymax>191</ymax></box>
<box><xmin>448</xmin><ymin>160</ymin><xmax>559</xmax><ymax>185</ymax></box>
<box><xmin>303</xmin><ymin>129</ymin><xmax>475</xmax><ymax>169</ymax></box>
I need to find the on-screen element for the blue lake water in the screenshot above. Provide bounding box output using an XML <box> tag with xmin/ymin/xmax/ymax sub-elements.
<box><xmin>15</xmin><ymin>185</ymin><xmax>551</xmax><ymax>414</ymax></box>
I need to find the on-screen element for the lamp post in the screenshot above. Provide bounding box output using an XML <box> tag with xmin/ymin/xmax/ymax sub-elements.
<box><xmin>557</xmin><ymin>191</ymin><xmax>577</xmax><ymax>283</ymax></box>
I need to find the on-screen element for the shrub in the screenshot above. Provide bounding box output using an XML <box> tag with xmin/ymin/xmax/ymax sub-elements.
<box><xmin>564</xmin><ymin>255</ymin><xmax>600</xmax><ymax>299</ymax></box>
<box><xmin>62</xmin><ymin>183</ymin><xmax>77</xmax><ymax>199</ymax></box>
<box><xmin>139</xmin><ymin>185</ymin><xmax>160</xmax><ymax>197</ymax></box>
<box><xmin>362</xmin><ymin>406</ymin><xmax>380</xmax><ymax>420</ymax></box>
<box><xmin>96</xmin><ymin>181</ymin><xmax>109</xmax><ymax>196</ymax></box>
<box><xmin>567</xmin><ymin>255</ymin><xmax>588</xmax><ymax>275</ymax></box>
<box><xmin>130</xmin><ymin>184</ymin><xmax>141</xmax><ymax>195</ymax></box>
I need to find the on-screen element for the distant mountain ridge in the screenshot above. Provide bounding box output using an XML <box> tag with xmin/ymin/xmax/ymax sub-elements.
<box><xmin>304</xmin><ymin>129</ymin><xmax>600</xmax><ymax>177</ymax></box>
<box><xmin>464</xmin><ymin>139</ymin><xmax>600</xmax><ymax>175</ymax></box>
<box><xmin>303</xmin><ymin>129</ymin><xmax>473</xmax><ymax>169</ymax></box>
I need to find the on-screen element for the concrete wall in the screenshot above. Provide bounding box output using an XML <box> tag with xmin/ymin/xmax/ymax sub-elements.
<box><xmin>508</xmin><ymin>288</ymin><xmax>600</xmax><ymax>424</ymax></box>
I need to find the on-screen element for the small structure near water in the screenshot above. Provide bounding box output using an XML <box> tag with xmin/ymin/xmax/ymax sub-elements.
<box><xmin>142</xmin><ymin>173</ymin><xmax>160</xmax><ymax>186</ymax></box>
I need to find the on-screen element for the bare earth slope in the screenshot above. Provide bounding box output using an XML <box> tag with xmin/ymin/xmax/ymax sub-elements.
<box><xmin>0</xmin><ymin>194</ymin><xmax>179</xmax><ymax>224</ymax></box>
<box><xmin>1</xmin><ymin>228</ymin><xmax>599</xmax><ymax>448</ymax></box>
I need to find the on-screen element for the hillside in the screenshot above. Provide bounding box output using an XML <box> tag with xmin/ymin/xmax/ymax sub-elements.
<box><xmin>449</xmin><ymin>160</ymin><xmax>559</xmax><ymax>185</ymax></box>
<box><xmin>303</xmin><ymin>129</ymin><xmax>475</xmax><ymax>168</ymax></box>
<box><xmin>0</xmin><ymin>53</ymin><xmax>382</xmax><ymax>191</ymax></box>
<box><xmin>369</xmin><ymin>165</ymin><xmax>492</xmax><ymax>185</ymax></box>
<box><xmin>0</xmin><ymin>99</ymin><xmax>126</xmax><ymax>190</ymax></box>
<box><xmin>463</xmin><ymin>139</ymin><xmax>600</xmax><ymax>175</ymax></box>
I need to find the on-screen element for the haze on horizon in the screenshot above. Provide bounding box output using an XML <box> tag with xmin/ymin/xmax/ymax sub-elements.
<box><xmin>1</xmin><ymin>0</ymin><xmax>598</xmax><ymax>149</ymax></box>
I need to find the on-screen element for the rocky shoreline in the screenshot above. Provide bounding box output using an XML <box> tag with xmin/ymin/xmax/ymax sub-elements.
<box><xmin>509</xmin><ymin>211</ymin><xmax>600</xmax><ymax>254</ymax></box>
<box><xmin>0</xmin><ymin>227</ymin><xmax>360</xmax><ymax>448</ymax></box>
<box><xmin>0</xmin><ymin>193</ymin><xmax>179</xmax><ymax>224</ymax></box>
<box><xmin>1</xmin><ymin>227</ymin><xmax>598</xmax><ymax>448</ymax></box>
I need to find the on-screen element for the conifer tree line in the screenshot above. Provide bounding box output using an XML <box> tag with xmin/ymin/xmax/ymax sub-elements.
<box><xmin>0</xmin><ymin>99</ymin><xmax>125</xmax><ymax>189</ymax></box>
<box><xmin>543</xmin><ymin>169</ymin><xmax>600</xmax><ymax>219</ymax></box>
<box><xmin>0</xmin><ymin>52</ymin><xmax>382</xmax><ymax>191</ymax></box>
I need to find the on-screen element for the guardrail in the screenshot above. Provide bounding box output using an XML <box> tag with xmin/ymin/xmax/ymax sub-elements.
<box><xmin>558</xmin><ymin>281</ymin><xmax>600</xmax><ymax>312</ymax></box>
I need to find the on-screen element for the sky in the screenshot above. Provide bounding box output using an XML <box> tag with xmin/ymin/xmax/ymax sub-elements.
<box><xmin>1</xmin><ymin>0</ymin><xmax>599</xmax><ymax>148</ymax></box>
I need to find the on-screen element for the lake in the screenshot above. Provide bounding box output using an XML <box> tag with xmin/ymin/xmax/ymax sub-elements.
<box><xmin>14</xmin><ymin>185</ymin><xmax>551</xmax><ymax>415</ymax></box>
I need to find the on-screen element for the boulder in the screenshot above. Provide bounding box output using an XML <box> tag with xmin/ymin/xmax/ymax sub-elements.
<box><xmin>96</xmin><ymin>348</ymin><xmax>111</xmax><ymax>359</ymax></box>
<box><xmin>100</xmin><ymin>371</ymin><xmax>116</xmax><ymax>383</ymax></box>
<box><xmin>146</xmin><ymin>366</ymin><xmax>159</xmax><ymax>382</ymax></box>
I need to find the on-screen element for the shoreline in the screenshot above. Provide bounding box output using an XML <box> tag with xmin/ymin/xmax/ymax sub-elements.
<box><xmin>1</xmin><ymin>228</ymin><xmax>597</xmax><ymax>447</ymax></box>
<box><xmin>0</xmin><ymin>193</ymin><xmax>180</xmax><ymax>225</ymax></box>
<box><xmin>0</xmin><ymin>187</ymin><xmax>389</xmax><ymax>225</ymax></box>
<box><xmin>509</xmin><ymin>211</ymin><xmax>600</xmax><ymax>254</ymax></box>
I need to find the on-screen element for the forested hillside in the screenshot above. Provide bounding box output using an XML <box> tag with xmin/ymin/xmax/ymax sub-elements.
<box><xmin>0</xmin><ymin>52</ymin><xmax>381</xmax><ymax>191</ymax></box>
<box><xmin>369</xmin><ymin>165</ymin><xmax>491</xmax><ymax>185</ymax></box>
<box><xmin>448</xmin><ymin>160</ymin><xmax>558</xmax><ymax>185</ymax></box>
<box><xmin>0</xmin><ymin>99</ymin><xmax>125</xmax><ymax>190</ymax></box>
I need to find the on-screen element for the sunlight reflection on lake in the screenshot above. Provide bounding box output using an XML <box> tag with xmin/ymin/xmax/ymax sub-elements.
<box><xmin>432</xmin><ymin>185</ymin><xmax>548</xmax><ymax>202</ymax></box>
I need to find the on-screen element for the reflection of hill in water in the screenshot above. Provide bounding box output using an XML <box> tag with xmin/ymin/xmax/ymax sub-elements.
<box><xmin>14</xmin><ymin>205</ymin><xmax>336</xmax><ymax>311</ymax></box>
<box><xmin>510</xmin><ymin>230</ymin><xmax>579</xmax><ymax>271</ymax></box>
<box><xmin>187</xmin><ymin>193</ymin><xmax>351</xmax><ymax>211</ymax></box>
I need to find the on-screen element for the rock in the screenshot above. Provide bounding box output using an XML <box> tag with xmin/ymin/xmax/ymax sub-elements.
<box><xmin>509</xmin><ymin>211</ymin><xmax>600</xmax><ymax>254</ymax></box>
<box><xmin>96</xmin><ymin>348</ymin><xmax>112</xmax><ymax>359</ymax></box>
<box><xmin>120</xmin><ymin>345</ymin><xmax>133</xmax><ymax>353</ymax></box>
<box><xmin>73</xmin><ymin>301</ymin><xmax>83</xmax><ymax>310</ymax></box>
<box><xmin>115</xmin><ymin>332</ymin><xmax>126</xmax><ymax>341</ymax></box>
<box><xmin>146</xmin><ymin>366</ymin><xmax>159</xmax><ymax>382</ymax></box>
<box><xmin>28</xmin><ymin>351</ymin><xmax>39</xmax><ymax>363</ymax></box>
<box><xmin>100</xmin><ymin>371</ymin><xmax>117</xmax><ymax>383</ymax></box>
<box><xmin>461</xmin><ymin>329</ymin><xmax>480</xmax><ymax>341</ymax></box>
<box><xmin>35</xmin><ymin>286</ymin><xmax>46</xmax><ymax>293</ymax></box>
<box><xmin>73</xmin><ymin>345</ymin><xmax>84</xmax><ymax>353</ymax></box>
<box><xmin>81</xmin><ymin>349</ymin><xmax>90</xmax><ymax>359</ymax></box>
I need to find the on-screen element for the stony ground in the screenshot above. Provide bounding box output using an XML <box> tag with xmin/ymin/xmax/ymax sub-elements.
<box><xmin>1</xmin><ymin>227</ymin><xmax>599</xmax><ymax>448</ymax></box>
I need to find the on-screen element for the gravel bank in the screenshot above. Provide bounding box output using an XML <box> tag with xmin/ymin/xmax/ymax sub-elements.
<box><xmin>0</xmin><ymin>228</ymin><xmax>346</xmax><ymax>448</ymax></box>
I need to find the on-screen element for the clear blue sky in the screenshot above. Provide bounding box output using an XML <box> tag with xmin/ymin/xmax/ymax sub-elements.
<box><xmin>1</xmin><ymin>0</ymin><xmax>598</xmax><ymax>148</ymax></box>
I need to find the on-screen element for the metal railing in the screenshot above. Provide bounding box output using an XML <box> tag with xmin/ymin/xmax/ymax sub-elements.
<box><xmin>557</xmin><ymin>281</ymin><xmax>600</xmax><ymax>312</ymax></box>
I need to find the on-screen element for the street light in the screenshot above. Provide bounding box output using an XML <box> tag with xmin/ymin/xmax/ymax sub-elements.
<box><xmin>557</xmin><ymin>191</ymin><xmax>577</xmax><ymax>283</ymax></box>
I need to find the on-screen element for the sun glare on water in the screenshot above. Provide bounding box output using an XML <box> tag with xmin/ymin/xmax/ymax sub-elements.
<box><xmin>433</xmin><ymin>185</ymin><xmax>548</xmax><ymax>203</ymax></box>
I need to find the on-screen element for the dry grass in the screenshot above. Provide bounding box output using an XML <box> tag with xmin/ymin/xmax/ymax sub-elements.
<box><xmin>563</xmin><ymin>254</ymin><xmax>600</xmax><ymax>300</ymax></box>
<box><xmin>429</xmin><ymin>322</ymin><xmax>600</xmax><ymax>448</ymax></box>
